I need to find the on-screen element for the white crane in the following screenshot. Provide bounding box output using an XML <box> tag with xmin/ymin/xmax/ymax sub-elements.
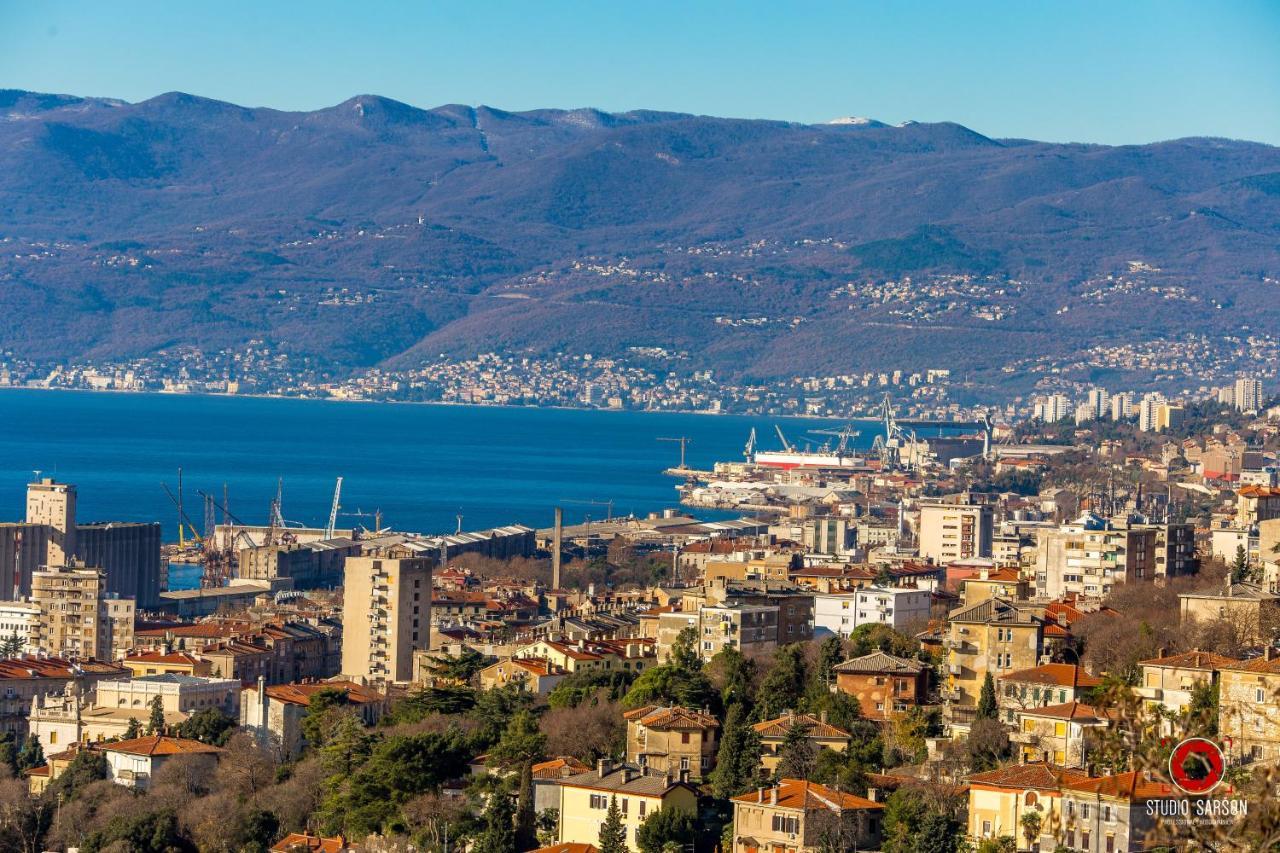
<box><xmin>325</xmin><ymin>477</ymin><xmax>343</xmax><ymax>539</ymax></box>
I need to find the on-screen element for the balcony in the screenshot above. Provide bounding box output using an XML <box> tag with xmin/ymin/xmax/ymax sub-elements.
<box><xmin>1135</xmin><ymin>685</ymin><xmax>1162</xmax><ymax>701</ymax></box>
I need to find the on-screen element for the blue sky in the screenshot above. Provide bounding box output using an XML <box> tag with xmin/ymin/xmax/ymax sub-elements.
<box><xmin>2</xmin><ymin>0</ymin><xmax>1279</xmax><ymax>145</ymax></box>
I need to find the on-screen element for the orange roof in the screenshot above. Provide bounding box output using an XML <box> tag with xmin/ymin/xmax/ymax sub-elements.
<box><xmin>622</xmin><ymin>705</ymin><xmax>719</xmax><ymax>730</ymax></box>
<box><xmin>753</xmin><ymin>712</ymin><xmax>849</xmax><ymax>739</ymax></box>
<box><xmin>1000</xmin><ymin>664</ymin><xmax>1101</xmax><ymax>689</ymax></box>
<box><xmin>102</xmin><ymin>735</ymin><xmax>221</xmax><ymax>757</ymax></box>
<box><xmin>261</xmin><ymin>680</ymin><xmax>385</xmax><ymax>707</ymax></box>
<box><xmin>125</xmin><ymin>651</ymin><xmax>204</xmax><ymax>666</ymax></box>
<box><xmin>1138</xmin><ymin>650</ymin><xmax>1239</xmax><ymax>670</ymax></box>
<box><xmin>270</xmin><ymin>833</ymin><xmax>350</xmax><ymax>852</ymax></box>
<box><xmin>532</xmin><ymin>757</ymin><xmax>591</xmax><ymax>779</ymax></box>
<box><xmin>1020</xmin><ymin>701</ymin><xmax>1112</xmax><ymax>722</ymax></box>
<box><xmin>967</xmin><ymin>762</ymin><xmax>1092</xmax><ymax>791</ymax></box>
<box><xmin>1238</xmin><ymin>486</ymin><xmax>1280</xmax><ymax>498</ymax></box>
<box><xmin>530</xmin><ymin>845</ymin><xmax>598</xmax><ymax>853</ymax></box>
<box><xmin>1063</xmin><ymin>770</ymin><xmax>1181</xmax><ymax>801</ymax></box>
<box><xmin>731</xmin><ymin>778</ymin><xmax>882</xmax><ymax>811</ymax></box>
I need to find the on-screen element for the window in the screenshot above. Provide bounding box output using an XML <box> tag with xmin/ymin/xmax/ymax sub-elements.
<box><xmin>621</xmin><ymin>798</ymin><xmax>628</xmax><ymax>814</ymax></box>
<box><xmin>1082</xmin><ymin>831</ymin><xmax>1090</xmax><ymax>849</ymax></box>
<box><xmin>1106</xmin><ymin>835</ymin><xmax>1115</xmax><ymax>852</ymax></box>
<box><xmin>771</xmin><ymin>816</ymin><xmax>800</xmax><ymax>835</ymax></box>
<box><xmin>681</xmin><ymin>732</ymin><xmax>690</xmax><ymax>744</ymax></box>
<box><xmin>982</xmin><ymin>820</ymin><xmax>992</xmax><ymax>836</ymax></box>
<box><xmin>590</xmin><ymin>795</ymin><xmax>608</xmax><ymax>809</ymax></box>
<box><xmin>1081</xmin><ymin>804</ymin><xmax>1090</xmax><ymax>819</ymax></box>
<box><xmin>639</xmin><ymin>801</ymin><xmax>646</xmax><ymax>818</ymax></box>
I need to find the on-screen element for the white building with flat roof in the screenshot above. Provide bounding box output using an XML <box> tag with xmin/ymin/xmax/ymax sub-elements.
<box><xmin>814</xmin><ymin>586</ymin><xmax>932</xmax><ymax>638</ymax></box>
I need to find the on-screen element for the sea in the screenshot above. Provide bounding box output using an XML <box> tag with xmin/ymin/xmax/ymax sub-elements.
<box><xmin>0</xmin><ymin>389</ymin><xmax>881</xmax><ymax>589</ymax></box>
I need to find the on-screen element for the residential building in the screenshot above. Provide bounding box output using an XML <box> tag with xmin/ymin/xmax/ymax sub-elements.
<box><xmin>1058</xmin><ymin>771</ymin><xmax>1184</xmax><ymax>853</ymax></box>
<box><xmin>623</xmin><ymin>705</ymin><xmax>720</xmax><ymax>778</ymax></box>
<box><xmin>341</xmin><ymin>554</ymin><xmax>432</xmax><ymax>685</ymax></box>
<box><xmin>30</xmin><ymin>563</ymin><xmax>135</xmax><ymax>661</ymax></box>
<box><xmin>270</xmin><ymin>834</ymin><xmax>354</xmax><ymax>853</ymax></box>
<box><xmin>696</xmin><ymin>603</ymin><xmax>779</xmax><ymax>661</ymax></box>
<box><xmin>1179</xmin><ymin>581</ymin><xmax>1280</xmax><ymax>644</ymax></box>
<box><xmin>0</xmin><ymin>657</ymin><xmax>127</xmax><ymax>738</ymax></box>
<box><xmin>555</xmin><ymin>760</ymin><xmax>698</xmax><ymax>850</ymax></box>
<box><xmin>1013</xmin><ymin>702</ymin><xmax>1113</xmax><ymax>768</ymax></box>
<box><xmin>967</xmin><ymin>763</ymin><xmax>1091</xmax><ymax>851</ymax></box>
<box><xmin>918</xmin><ymin>502</ymin><xmax>994</xmax><ymax>564</ymax></box>
<box><xmin>1234</xmin><ymin>377</ymin><xmax>1265</xmax><ymax>413</ymax></box>
<box><xmin>945</xmin><ymin>597</ymin><xmax>1047</xmax><ymax>723</ymax></box>
<box><xmin>0</xmin><ymin>600</ymin><xmax>42</xmax><ymax>653</ymax></box>
<box><xmin>124</xmin><ymin>650</ymin><xmax>213</xmax><ymax>677</ymax></box>
<box><xmin>1033</xmin><ymin>515</ymin><xmax>1158</xmax><ymax>599</ymax></box>
<box><xmin>1218</xmin><ymin>652</ymin><xmax>1280</xmax><ymax>764</ymax></box>
<box><xmin>813</xmin><ymin>586</ymin><xmax>930</xmax><ymax>638</ymax></box>
<box><xmin>832</xmin><ymin>651</ymin><xmax>929</xmax><ymax>719</ymax></box>
<box><xmin>478</xmin><ymin>657</ymin><xmax>568</xmax><ymax>695</ymax></box>
<box><xmin>100</xmin><ymin>735</ymin><xmax>221</xmax><ymax>790</ymax></box>
<box><xmin>997</xmin><ymin>664</ymin><xmax>1101</xmax><ymax>726</ymax></box>
<box><xmin>241</xmin><ymin>678</ymin><xmax>387</xmax><ymax>759</ymax></box>
<box><xmin>1136</xmin><ymin>650</ymin><xmax>1237</xmax><ymax>726</ymax></box>
<box><xmin>729</xmin><ymin>778</ymin><xmax>883</xmax><ymax>853</ymax></box>
<box><xmin>26</xmin><ymin>478</ymin><xmax>76</xmax><ymax>566</ymax></box>
<box><xmin>752</xmin><ymin>711</ymin><xmax>849</xmax><ymax>773</ymax></box>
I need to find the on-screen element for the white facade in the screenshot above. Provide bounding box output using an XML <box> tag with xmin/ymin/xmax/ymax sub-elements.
<box><xmin>814</xmin><ymin>586</ymin><xmax>932</xmax><ymax>637</ymax></box>
<box><xmin>0</xmin><ymin>601</ymin><xmax>42</xmax><ymax>654</ymax></box>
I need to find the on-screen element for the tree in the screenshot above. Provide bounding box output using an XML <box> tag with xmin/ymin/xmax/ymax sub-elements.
<box><xmin>709</xmin><ymin>703</ymin><xmax>762</xmax><ymax>798</ymax></box>
<box><xmin>976</xmin><ymin>672</ymin><xmax>998</xmax><ymax>721</ymax></box>
<box><xmin>0</xmin><ymin>631</ymin><xmax>22</xmax><ymax>658</ymax></box>
<box><xmin>707</xmin><ymin>646</ymin><xmax>756</xmax><ymax>713</ymax></box>
<box><xmin>598</xmin><ymin>796</ymin><xmax>628</xmax><ymax>853</ymax></box>
<box><xmin>319</xmin><ymin>712</ymin><xmax>374</xmax><ymax>775</ymax></box>
<box><xmin>175</xmin><ymin>707</ymin><xmax>237</xmax><ymax>746</ymax></box>
<box><xmin>912</xmin><ymin>811</ymin><xmax>965</xmax><ymax>853</ymax></box>
<box><xmin>754</xmin><ymin>645</ymin><xmax>807</xmax><ymax>721</ymax></box>
<box><xmin>15</xmin><ymin>736</ymin><xmax>42</xmax><ymax>772</ymax></box>
<box><xmin>622</xmin><ymin>663</ymin><xmax>719</xmax><ymax>713</ymax></box>
<box><xmin>776</xmin><ymin>720</ymin><xmax>817</xmax><ymax>780</ymax></box>
<box><xmin>124</xmin><ymin>717</ymin><xmax>143</xmax><ymax>740</ymax></box>
<box><xmin>147</xmin><ymin>693</ymin><xmax>166</xmax><ymax>735</ymax></box>
<box><xmin>1020</xmin><ymin>811</ymin><xmax>1043</xmax><ymax>850</ymax></box>
<box><xmin>670</xmin><ymin>626</ymin><xmax>702</xmax><ymax>673</ymax></box>
<box><xmin>967</xmin><ymin>718</ymin><xmax>1010</xmax><ymax>772</ymax></box>
<box><xmin>514</xmin><ymin>760</ymin><xmax>537</xmax><ymax>853</ymax></box>
<box><xmin>1232</xmin><ymin>545</ymin><xmax>1251</xmax><ymax>583</ymax></box>
<box><xmin>636</xmin><ymin>806</ymin><xmax>696</xmax><ymax>853</ymax></box>
<box><xmin>489</xmin><ymin>709</ymin><xmax>547</xmax><ymax>769</ymax></box>
<box><xmin>299</xmin><ymin>687</ymin><xmax>353</xmax><ymax>748</ymax></box>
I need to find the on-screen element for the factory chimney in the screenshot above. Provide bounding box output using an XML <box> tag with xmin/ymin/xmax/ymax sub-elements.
<box><xmin>552</xmin><ymin>507</ymin><xmax>563</xmax><ymax>590</ymax></box>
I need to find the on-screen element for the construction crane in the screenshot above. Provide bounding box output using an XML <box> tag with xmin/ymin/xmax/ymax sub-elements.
<box><xmin>340</xmin><ymin>507</ymin><xmax>387</xmax><ymax>536</ymax></box>
<box><xmin>325</xmin><ymin>477</ymin><xmax>343</xmax><ymax>539</ymax></box>
<box><xmin>559</xmin><ymin>498</ymin><xmax>616</xmax><ymax>521</ymax></box>
<box><xmin>161</xmin><ymin>481</ymin><xmax>204</xmax><ymax>547</ymax></box>
<box><xmin>807</xmin><ymin>424</ymin><xmax>862</xmax><ymax>455</ymax></box>
<box><xmin>743</xmin><ymin>427</ymin><xmax>757</xmax><ymax>461</ymax></box>
<box><xmin>774</xmin><ymin>425</ymin><xmax>794</xmax><ymax>453</ymax></box>
<box><xmin>196</xmin><ymin>488</ymin><xmax>258</xmax><ymax>588</ymax></box>
<box><xmin>657</xmin><ymin>437</ymin><xmax>692</xmax><ymax>469</ymax></box>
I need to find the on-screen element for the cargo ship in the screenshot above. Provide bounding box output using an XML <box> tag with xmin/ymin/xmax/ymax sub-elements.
<box><xmin>747</xmin><ymin>426</ymin><xmax>868</xmax><ymax>470</ymax></box>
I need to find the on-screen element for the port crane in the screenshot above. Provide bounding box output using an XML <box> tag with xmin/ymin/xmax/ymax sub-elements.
<box><xmin>806</xmin><ymin>424</ymin><xmax>862</xmax><ymax>455</ymax></box>
<box><xmin>773</xmin><ymin>425</ymin><xmax>795</xmax><ymax>453</ymax></box>
<box><xmin>657</xmin><ymin>437</ymin><xmax>692</xmax><ymax>470</ymax></box>
<box><xmin>325</xmin><ymin>477</ymin><xmax>343</xmax><ymax>539</ymax></box>
<box><xmin>194</xmin><ymin>488</ymin><xmax>257</xmax><ymax>588</ymax></box>
<box><xmin>559</xmin><ymin>498</ymin><xmax>616</xmax><ymax>521</ymax></box>
<box><xmin>161</xmin><ymin>479</ymin><xmax>205</xmax><ymax>548</ymax></box>
<box><xmin>743</xmin><ymin>428</ymin><xmax>757</xmax><ymax>461</ymax></box>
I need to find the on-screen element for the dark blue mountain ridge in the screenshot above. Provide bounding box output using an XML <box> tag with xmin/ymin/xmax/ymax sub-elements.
<box><xmin>1</xmin><ymin>89</ymin><xmax>1278</xmax><ymax>390</ymax></box>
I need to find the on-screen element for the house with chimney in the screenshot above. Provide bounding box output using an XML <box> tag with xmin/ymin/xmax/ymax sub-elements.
<box><xmin>832</xmin><ymin>651</ymin><xmax>930</xmax><ymax>719</ymax></box>
<box><xmin>623</xmin><ymin>705</ymin><xmax>720</xmax><ymax>778</ymax></box>
<box><xmin>554</xmin><ymin>760</ymin><xmax>698</xmax><ymax>851</ymax></box>
<box><xmin>240</xmin><ymin>678</ymin><xmax>387</xmax><ymax>759</ymax></box>
<box><xmin>729</xmin><ymin>778</ymin><xmax>883</xmax><ymax>853</ymax></box>
<box><xmin>752</xmin><ymin>712</ymin><xmax>850</xmax><ymax>773</ymax></box>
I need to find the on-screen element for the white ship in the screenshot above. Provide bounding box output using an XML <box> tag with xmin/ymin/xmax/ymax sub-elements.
<box><xmin>747</xmin><ymin>425</ymin><xmax>867</xmax><ymax>470</ymax></box>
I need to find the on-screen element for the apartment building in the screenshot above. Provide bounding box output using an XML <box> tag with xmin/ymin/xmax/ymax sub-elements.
<box><xmin>30</xmin><ymin>563</ymin><xmax>135</xmax><ymax>661</ymax></box>
<box><xmin>945</xmin><ymin>597</ymin><xmax>1046</xmax><ymax>722</ymax></box>
<box><xmin>341</xmin><ymin>554</ymin><xmax>432</xmax><ymax>685</ymax></box>
<box><xmin>729</xmin><ymin>779</ymin><xmax>883</xmax><ymax>853</ymax></box>
<box><xmin>1033</xmin><ymin>515</ymin><xmax>1158</xmax><ymax>599</ymax></box>
<box><xmin>832</xmin><ymin>651</ymin><xmax>929</xmax><ymax>719</ymax></box>
<box><xmin>556</xmin><ymin>761</ymin><xmax>698</xmax><ymax>850</ymax></box>
<box><xmin>26</xmin><ymin>478</ymin><xmax>76</xmax><ymax>566</ymax></box>
<box><xmin>813</xmin><ymin>585</ymin><xmax>930</xmax><ymax>638</ymax></box>
<box><xmin>918</xmin><ymin>502</ymin><xmax>994</xmax><ymax>564</ymax></box>
<box><xmin>624</xmin><ymin>705</ymin><xmax>719</xmax><ymax>778</ymax></box>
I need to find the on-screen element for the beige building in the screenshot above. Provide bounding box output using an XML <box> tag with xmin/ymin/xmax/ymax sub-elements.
<box><xmin>624</xmin><ymin>705</ymin><xmax>719</xmax><ymax>778</ymax></box>
<box><xmin>1033</xmin><ymin>515</ymin><xmax>1158</xmax><ymax>599</ymax></box>
<box><xmin>556</xmin><ymin>760</ymin><xmax>698</xmax><ymax>850</ymax></box>
<box><xmin>1179</xmin><ymin>581</ymin><xmax>1280</xmax><ymax>644</ymax></box>
<box><xmin>753</xmin><ymin>712</ymin><xmax>849</xmax><ymax>773</ymax></box>
<box><xmin>26</xmin><ymin>478</ymin><xmax>76</xmax><ymax>566</ymax></box>
<box><xmin>945</xmin><ymin>597</ymin><xmax>1046</xmax><ymax>724</ymax></box>
<box><xmin>730</xmin><ymin>778</ymin><xmax>883</xmax><ymax>853</ymax></box>
<box><xmin>967</xmin><ymin>763</ymin><xmax>1089</xmax><ymax>851</ymax></box>
<box><xmin>30</xmin><ymin>563</ymin><xmax>135</xmax><ymax>661</ymax></box>
<box><xmin>1136</xmin><ymin>650</ymin><xmax>1236</xmax><ymax>728</ymax></box>
<box><xmin>241</xmin><ymin>678</ymin><xmax>387</xmax><ymax>759</ymax></box>
<box><xmin>1219</xmin><ymin>652</ymin><xmax>1280</xmax><ymax>764</ymax></box>
<box><xmin>919</xmin><ymin>502</ymin><xmax>994</xmax><ymax>564</ymax></box>
<box><xmin>341</xmin><ymin>554</ymin><xmax>432</xmax><ymax>685</ymax></box>
<box><xmin>1012</xmin><ymin>702</ymin><xmax>1112</xmax><ymax>768</ymax></box>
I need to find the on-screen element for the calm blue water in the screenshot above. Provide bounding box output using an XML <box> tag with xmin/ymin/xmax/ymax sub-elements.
<box><xmin>0</xmin><ymin>390</ymin><xmax>876</xmax><ymax>540</ymax></box>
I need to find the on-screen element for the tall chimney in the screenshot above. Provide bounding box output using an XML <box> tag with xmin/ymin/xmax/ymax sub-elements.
<box><xmin>553</xmin><ymin>507</ymin><xmax>563</xmax><ymax>590</ymax></box>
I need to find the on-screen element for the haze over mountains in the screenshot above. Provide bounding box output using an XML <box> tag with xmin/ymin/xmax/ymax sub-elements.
<box><xmin>2</xmin><ymin>89</ymin><xmax>1279</xmax><ymax>393</ymax></box>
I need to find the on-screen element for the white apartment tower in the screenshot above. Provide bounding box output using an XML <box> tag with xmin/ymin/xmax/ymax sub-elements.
<box><xmin>1234</xmin><ymin>378</ymin><xmax>1264</xmax><ymax>414</ymax></box>
<box><xmin>26</xmin><ymin>478</ymin><xmax>77</xmax><ymax>566</ymax></box>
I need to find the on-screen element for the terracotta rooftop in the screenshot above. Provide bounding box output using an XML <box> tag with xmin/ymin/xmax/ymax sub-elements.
<box><xmin>753</xmin><ymin>712</ymin><xmax>850</xmax><ymax>740</ymax></box>
<box><xmin>832</xmin><ymin>651</ymin><xmax>925</xmax><ymax>675</ymax></box>
<box><xmin>529</xmin><ymin>845</ymin><xmax>598</xmax><ymax>853</ymax></box>
<box><xmin>1020</xmin><ymin>701</ymin><xmax>1113</xmax><ymax>722</ymax></box>
<box><xmin>125</xmin><ymin>651</ymin><xmax>204</xmax><ymax>666</ymax></box>
<box><xmin>1000</xmin><ymin>664</ymin><xmax>1101</xmax><ymax>689</ymax></box>
<box><xmin>731</xmin><ymin>778</ymin><xmax>882</xmax><ymax>811</ymax></box>
<box><xmin>1062</xmin><ymin>770</ymin><xmax>1182</xmax><ymax>801</ymax></box>
<box><xmin>261</xmin><ymin>680</ymin><xmax>384</xmax><ymax>707</ymax></box>
<box><xmin>1137</xmin><ymin>650</ymin><xmax>1239</xmax><ymax>670</ymax></box>
<box><xmin>270</xmin><ymin>833</ymin><xmax>350</xmax><ymax>852</ymax></box>
<box><xmin>967</xmin><ymin>762</ymin><xmax>1093</xmax><ymax>791</ymax></box>
<box><xmin>622</xmin><ymin>705</ymin><xmax>719</xmax><ymax>730</ymax></box>
<box><xmin>531</xmin><ymin>757</ymin><xmax>591</xmax><ymax>779</ymax></box>
<box><xmin>101</xmin><ymin>735</ymin><xmax>221</xmax><ymax>757</ymax></box>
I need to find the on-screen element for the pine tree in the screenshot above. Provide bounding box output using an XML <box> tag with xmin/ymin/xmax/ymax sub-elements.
<box><xmin>1232</xmin><ymin>545</ymin><xmax>1250</xmax><ymax>583</ymax></box>
<box><xmin>514</xmin><ymin>760</ymin><xmax>537</xmax><ymax>852</ymax></box>
<box><xmin>473</xmin><ymin>786</ymin><xmax>516</xmax><ymax>853</ymax></box>
<box><xmin>776</xmin><ymin>720</ymin><xmax>817</xmax><ymax>780</ymax></box>
<box><xmin>976</xmin><ymin>672</ymin><xmax>999</xmax><ymax>721</ymax></box>
<box><xmin>16</xmin><ymin>734</ymin><xmax>43</xmax><ymax>772</ymax></box>
<box><xmin>710</xmin><ymin>703</ymin><xmax>762</xmax><ymax>798</ymax></box>
<box><xmin>598</xmin><ymin>796</ymin><xmax>628</xmax><ymax>853</ymax></box>
<box><xmin>146</xmin><ymin>694</ymin><xmax>166</xmax><ymax>735</ymax></box>
<box><xmin>124</xmin><ymin>717</ymin><xmax>142</xmax><ymax>739</ymax></box>
<box><xmin>755</xmin><ymin>645</ymin><xmax>807</xmax><ymax>721</ymax></box>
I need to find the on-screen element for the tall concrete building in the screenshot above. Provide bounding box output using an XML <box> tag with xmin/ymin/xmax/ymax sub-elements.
<box><xmin>918</xmin><ymin>501</ymin><xmax>994</xmax><ymax>564</ymax></box>
<box><xmin>341</xmin><ymin>554</ymin><xmax>432</xmax><ymax>685</ymax></box>
<box><xmin>1235</xmin><ymin>378</ymin><xmax>1265</xmax><ymax>414</ymax></box>
<box><xmin>76</xmin><ymin>522</ymin><xmax>163</xmax><ymax>609</ymax></box>
<box><xmin>26</xmin><ymin>478</ymin><xmax>76</xmax><ymax>566</ymax></box>
<box><xmin>30</xmin><ymin>563</ymin><xmax>135</xmax><ymax>661</ymax></box>
<box><xmin>0</xmin><ymin>524</ymin><xmax>52</xmax><ymax>599</ymax></box>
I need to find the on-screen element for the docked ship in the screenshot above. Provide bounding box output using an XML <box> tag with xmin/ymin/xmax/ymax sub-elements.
<box><xmin>747</xmin><ymin>426</ymin><xmax>868</xmax><ymax>470</ymax></box>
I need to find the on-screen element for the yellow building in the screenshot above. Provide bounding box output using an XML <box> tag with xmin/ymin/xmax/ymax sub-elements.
<box><xmin>123</xmin><ymin>650</ymin><xmax>212</xmax><ymax>677</ymax></box>
<box><xmin>966</xmin><ymin>763</ymin><xmax>1090</xmax><ymax>851</ymax></box>
<box><xmin>730</xmin><ymin>778</ymin><xmax>883</xmax><ymax>853</ymax></box>
<box><xmin>1219</xmin><ymin>652</ymin><xmax>1280</xmax><ymax>764</ymax></box>
<box><xmin>556</xmin><ymin>761</ymin><xmax>698</xmax><ymax>850</ymax></box>
<box><xmin>341</xmin><ymin>554</ymin><xmax>432</xmax><ymax>685</ymax></box>
<box><xmin>752</xmin><ymin>712</ymin><xmax>849</xmax><ymax>773</ymax></box>
<box><xmin>624</xmin><ymin>705</ymin><xmax>719</xmax><ymax>779</ymax></box>
<box><xmin>1136</xmin><ymin>649</ymin><xmax>1236</xmax><ymax>729</ymax></box>
<box><xmin>945</xmin><ymin>597</ymin><xmax>1046</xmax><ymax>724</ymax></box>
<box><xmin>1013</xmin><ymin>702</ymin><xmax>1113</xmax><ymax>768</ymax></box>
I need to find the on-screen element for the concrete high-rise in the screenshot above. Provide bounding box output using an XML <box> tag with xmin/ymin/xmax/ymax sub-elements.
<box><xmin>1234</xmin><ymin>378</ymin><xmax>1264</xmax><ymax>414</ymax></box>
<box><xmin>341</xmin><ymin>554</ymin><xmax>432</xmax><ymax>685</ymax></box>
<box><xmin>26</xmin><ymin>478</ymin><xmax>76</xmax><ymax>566</ymax></box>
<box><xmin>30</xmin><ymin>562</ymin><xmax>135</xmax><ymax>661</ymax></box>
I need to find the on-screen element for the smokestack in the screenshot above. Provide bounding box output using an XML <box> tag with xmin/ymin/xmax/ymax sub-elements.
<box><xmin>553</xmin><ymin>507</ymin><xmax>563</xmax><ymax>590</ymax></box>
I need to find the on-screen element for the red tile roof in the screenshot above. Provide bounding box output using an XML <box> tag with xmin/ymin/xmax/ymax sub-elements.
<box><xmin>261</xmin><ymin>680</ymin><xmax>384</xmax><ymax>707</ymax></box>
<box><xmin>967</xmin><ymin>762</ymin><xmax>1093</xmax><ymax>791</ymax></box>
<box><xmin>270</xmin><ymin>833</ymin><xmax>350</xmax><ymax>852</ymax></box>
<box><xmin>753</xmin><ymin>712</ymin><xmax>849</xmax><ymax>739</ymax></box>
<box><xmin>731</xmin><ymin>778</ymin><xmax>882</xmax><ymax>811</ymax></box>
<box><xmin>102</xmin><ymin>735</ymin><xmax>221</xmax><ymax>757</ymax></box>
<box><xmin>1000</xmin><ymin>664</ymin><xmax>1101</xmax><ymax>689</ymax></box>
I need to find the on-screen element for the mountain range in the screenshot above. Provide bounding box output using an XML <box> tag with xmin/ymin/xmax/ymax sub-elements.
<box><xmin>2</xmin><ymin>89</ymin><xmax>1279</xmax><ymax>393</ymax></box>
